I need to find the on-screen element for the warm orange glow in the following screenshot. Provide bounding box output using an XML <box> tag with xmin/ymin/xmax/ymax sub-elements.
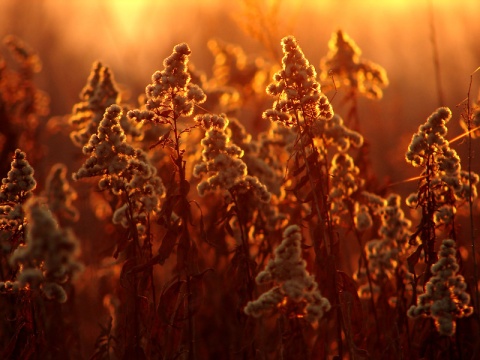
<box><xmin>388</xmin><ymin>175</ymin><xmax>427</xmax><ymax>187</ymax></box>
<box><xmin>1</xmin><ymin>0</ymin><xmax>479</xmax><ymax>358</ymax></box>
<box><xmin>449</xmin><ymin>125</ymin><xmax>480</xmax><ymax>144</ymax></box>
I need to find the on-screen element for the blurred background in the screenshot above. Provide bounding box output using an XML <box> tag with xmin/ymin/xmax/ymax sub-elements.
<box><xmin>1</xmin><ymin>0</ymin><xmax>479</xmax><ymax>190</ymax></box>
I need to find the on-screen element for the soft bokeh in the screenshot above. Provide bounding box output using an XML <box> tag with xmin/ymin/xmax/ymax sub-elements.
<box><xmin>1</xmin><ymin>0</ymin><xmax>479</xmax><ymax>187</ymax></box>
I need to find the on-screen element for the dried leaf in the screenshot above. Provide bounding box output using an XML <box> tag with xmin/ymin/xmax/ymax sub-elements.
<box><xmin>157</xmin><ymin>227</ymin><xmax>179</xmax><ymax>265</ymax></box>
<box><xmin>292</xmin><ymin>163</ymin><xmax>306</xmax><ymax>177</ymax></box>
<box><xmin>295</xmin><ymin>174</ymin><xmax>310</xmax><ymax>192</ymax></box>
<box><xmin>224</xmin><ymin>221</ymin><xmax>235</xmax><ymax>238</ymax></box>
<box><xmin>119</xmin><ymin>258</ymin><xmax>137</xmax><ymax>289</ymax></box>
<box><xmin>159</xmin><ymin>109</ymin><xmax>172</xmax><ymax>118</ymax></box>
<box><xmin>158</xmin><ymin>279</ymin><xmax>187</xmax><ymax>325</ymax></box>
<box><xmin>407</xmin><ymin>244</ymin><xmax>423</xmax><ymax>275</ymax></box>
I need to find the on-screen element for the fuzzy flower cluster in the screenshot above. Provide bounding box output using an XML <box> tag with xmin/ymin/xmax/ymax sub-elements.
<box><xmin>128</xmin><ymin>43</ymin><xmax>206</xmax><ymax>126</ymax></box>
<box><xmin>228</xmin><ymin>118</ymin><xmax>283</xmax><ymax>197</ymax></box>
<box><xmin>3</xmin><ymin>35</ymin><xmax>42</xmax><ymax>74</ymax></box>
<box><xmin>0</xmin><ymin>149</ymin><xmax>36</xmax><ymax>204</ymax></box>
<box><xmin>194</xmin><ymin>114</ymin><xmax>271</xmax><ymax>203</ymax></box>
<box><xmin>44</xmin><ymin>163</ymin><xmax>79</xmax><ymax>223</ymax></box>
<box><xmin>357</xmin><ymin>193</ymin><xmax>412</xmax><ymax>296</ymax></box>
<box><xmin>73</xmin><ymin>105</ymin><xmax>164</xmax><ymax>234</ymax></box>
<box><xmin>263</xmin><ymin>36</ymin><xmax>333</xmax><ymax>127</ymax></box>
<box><xmin>311</xmin><ymin>114</ymin><xmax>364</xmax><ymax>152</ymax></box>
<box><xmin>70</xmin><ymin>62</ymin><xmax>141</xmax><ymax>148</ymax></box>
<box><xmin>407</xmin><ymin>239</ymin><xmax>473</xmax><ymax>336</ymax></box>
<box><xmin>258</xmin><ymin>121</ymin><xmax>297</xmax><ymax>175</ymax></box>
<box><xmin>406</xmin><ymin>107</ymin><xmax>479</xmax><ymax>224</ymax></box>
<box><xmin>406</xmin><ymin>107</ymin><xmax>452</xmax><ymax>168</ymax></box>
<box><xmin>329</xmin><ymin>153</ymin><xmax>363</xmax><ymax>225</ymax></box>
<box><xmin>319</xmin><ymin>30</ymin><xmax>389</xmax><ymax>99</ymax></box>
<box><xmin>244</xmin><ymin>225</ymin><xmax>331</xmax><ymax>322</ymax></box>
<box><xmin>3</xmin><ymin>197</ymin><xmax>82</xmax><ymax>303</ymax></box>
<box><xmin>188</xmin><ymin>62</ymin><xmax>241</xmax><ymax>116</ymax></box>
<box><xmin>207</xmin><ymin>39</ymin><xmax>265</xmax><ymax>91</ymax></box>
<box><xmin>354</xmin><ymin>203</ymin><xmax>373</xmax><ymax>232</ymax></box>
<box><xmin>0</xmin><ymin>150</ymin><xmax>36</xmax><ymax>235</ymax></box>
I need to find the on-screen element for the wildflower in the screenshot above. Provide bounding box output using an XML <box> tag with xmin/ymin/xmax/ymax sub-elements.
<box><xmin>311</xmin><ymin>114</ymin><xmax>364</xmax><ymax>152</ymax></box>
<box><xmin>128</xmin><ymin>43</ymin><xmax>206</xmax><ymax>127</ymax></box>
<box><xmin>358</xmin><ymin>193</ymin><xmax>412</xmax><ymax>285</ymax></box>
<box><xmin>263</xmin><ymin>36</ymin><xmax>333</xmax><ymax>127</ymax></box>
<box><xmin>354</xmin><ymin>203</ymin><xmax>373</xmax><ymax>232</ymax></box>
<box><xmin>319</xmin><ymin>30</ymin><xmax>388</xmax><ymax>99</ymax></box>
<box><xmin>405</xmin><ymin>107</ymin><xmax>479</xmax><ymax>226</ymax></box>
<box><xmin>207</xmin><ymin>39</ymin><xmax>265</xmax><ymax>91</ymax></box>
<box><xmin>244</xmin><ymin>225</ymin><xmax>330</xmax><ymax>322</ymax></box>
<box><xmin>0</xmin><ymin>150</ymin><xmax>36</xmax><ymax>236</ymax></box>
<box><xmin>228</xmin><ymin>117</ymin><xmax>283</xmax><ymax>197</ymax></box>
<box><xmin>9</xmin><ymin>197</ymin><xmax>82</xmax><ymax>302</ymax></box>
<box><xmin>329</xmin><ymin>153</ymin><xmax>362</xmax><ymax>224</ymax></box>
<box><xmin>194</xmin><ymin>113</ymin><xmax>271</xmax><ymax>203</ymax></box>
<box><xmin>0</xmin><ymin>36</ymin><xmax>48</xmax><ymax>177</ymax></box>
<box><xmin>44</xmin><ymin>163</ymin><xmax>79</xmax><ymax>223</ymax></box>
<box><xmin>73</xmin><ymin>105</ymin><xmax>164</xmax><ymax>234</ymax></box>
<box><xmin>407</xmin><ymin>239</ymin><xmax>473</xmax><ymax>336</ymax></box>
<box><xmin>3</xmin><ymin>35</ymin><xmax>42</xmax><ymax>74</ymax></box>
<box><xmin>70</xmin><ymin>62</ymin><xmax>141</xmax><ymax>148</ymax></box>
<box><xmin>434</xmin><ymin>205</ymin><xmax>456</xmax><ymax>225</ymax></box>
<box><xmin>0</xmin><ymin>149</ymin><xmax>36</xmax><ymax>203</ymax></box>
<box><xmin>405</xmin><ymin>107</ymin><xmax>451</xmax><ymax>168</ymax></box>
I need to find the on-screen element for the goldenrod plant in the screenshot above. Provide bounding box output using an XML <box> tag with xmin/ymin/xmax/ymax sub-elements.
<box><xmin>0</xmin><ymin>25</ymin><xmax>479</xmax><ymax>360</ymax></box>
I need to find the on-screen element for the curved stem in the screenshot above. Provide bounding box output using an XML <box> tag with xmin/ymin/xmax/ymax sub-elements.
<box><xmin>230</xmin><ymin>191</ymin><xmax>255</xmax><ymax>302</ymax></box>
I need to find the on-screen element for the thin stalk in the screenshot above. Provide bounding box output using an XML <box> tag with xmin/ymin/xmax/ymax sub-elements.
<box><xmin>348</xmin><ymin>206</ymin><xmax>381</xmax><ymax>345</ymax></box>
<box><xmin>30</xmin><ymin>294</ymin><xmax>40</xmax><ymax>360</ymax></box>
<box><xmin>422</xmin><ymin>155</ymin><xmax>437</xmax><ymax>283</ymax></box>
<box><xmin>292</xmin><ymin>108</ymin><xmax>346</xmax><ymax>358</ymax></box>
<box><xmin>465</xmin><ymin>73</ymin><xmax>479</xmax><ymax>311</ymax></box>
<box><xmin>171</xmin><ymin>109</ymin><xmax>196</xmax><ymax>360</ymax></box>
<box><xmin>292</xmin><ymin>111</ymin><xmax>329</xmax><ymax>256</ymax></box>
<box><xmin>124</xmin><ymin>191</ymin><xmax>141</xmax><ymax>354</ymax></box>
<box><xmin>230</xmin><ymin>191</ymin><xmax>255</xmax><ymax>302</ymax></box>
<box><xmin>146</xmin><ymin>216</ymin><xmax>157</xmax><ymax>313</ymax></box>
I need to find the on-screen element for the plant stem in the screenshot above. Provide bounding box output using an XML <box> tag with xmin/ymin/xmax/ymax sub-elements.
<box><xmin>171</xmin><ymin>111</ymin><xmax>197</xmax><ymax>360</ymax></box>
<box><xmin>124</xmin><ymin>191</ymin><xmax>141</xmax><ymax>354</ymax></box>
<box><xmin>348</xmin><ymin>205</ymin><xmax>381</xmax><ymax>346</ymax></box>
<box><xmin>292</xmin><ymin>108</ymin><xmax>346</xmax><ymax>358</ymax></box>
<box><xmin>466</xmin><ymin>73</ymin><xmax>479</xmax><ymax>312</ymax></box>
<box><xmin>230</xmin><ymin>191</ymin><xmax>255</xmax><ymax>302</ymax></box>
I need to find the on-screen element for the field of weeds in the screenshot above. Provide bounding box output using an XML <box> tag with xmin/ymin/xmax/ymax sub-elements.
<box><xmin>1</xmin><ymin>1</ymin><xmax>480</xmax><ymax>359</ymax></box>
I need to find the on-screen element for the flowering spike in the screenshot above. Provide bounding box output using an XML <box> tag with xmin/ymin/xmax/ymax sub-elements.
<box><xmin>73</xmin><ymin>105</ymin><xmax>164</xmax><ymax>234</ymax></box>
<box><xmin>244</xmin><ymin>225</ymin><xmax>330</xmax><ymax>322</ymax></box>
<box><xmin>320</xmin><ymin>30</ymin><xmax>388</xmax><ymax>99</ymax></box>
<box><xmin>128</xmin><ymin>43</ymin><xmax>206</xmax><ymax>126</ymax></box>
<box><xmin>0</xmin><ymin>149</ymin><xmax>36</xmax><ymax>204</ymax></box>
<box><xmin>44</xmin><ymin>163</ymin><xmax>79</xmax><ymax>223</ymax></box>
<box><xmin>407</xmin><ymin>239</ymin><xmax>473</xmax><ymax>336</ymax></box>
<box><xmin>263</xmin><ymin>36</ymin><xmax>333</xmax><ymax>127</ymax></box>
<box><xmin>9</xmin><ymin>197</ymin><xmax>82</xmax><ymax>303</ymax></box>
<box><xmin>194</xmin><ymin>114</ymin><xmax>271</xmax><ymax>203</ymax></box>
